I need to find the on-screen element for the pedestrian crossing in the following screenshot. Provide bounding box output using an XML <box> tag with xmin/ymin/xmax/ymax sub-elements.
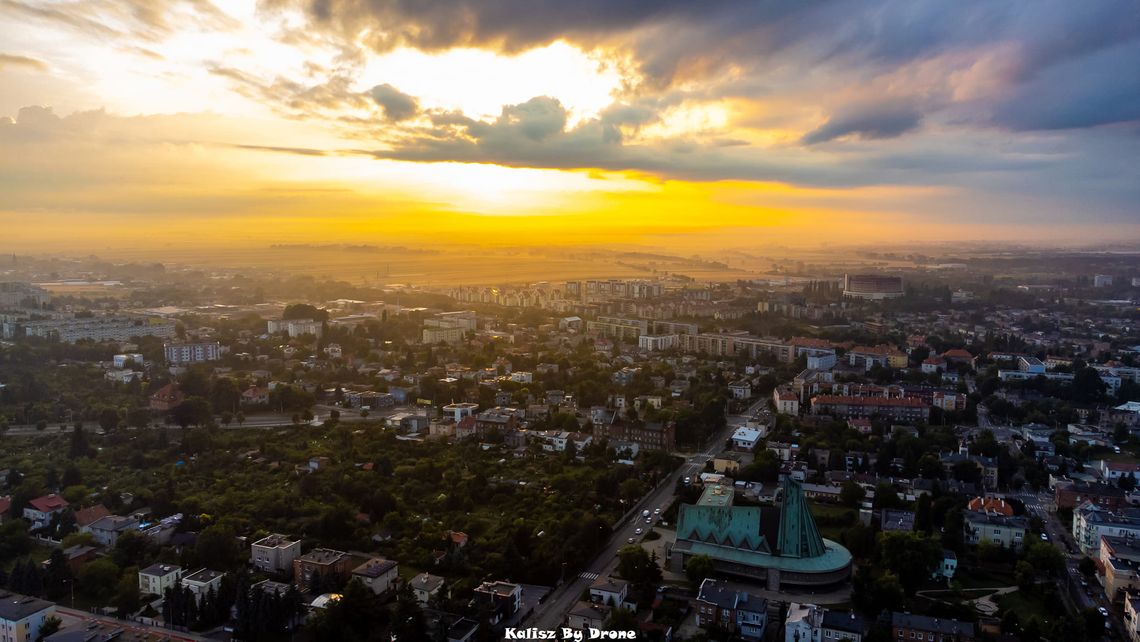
<box><xmin>579</xmin><ymin>572</ymin><xmax>599</xmax><ymax>581</ymax></box>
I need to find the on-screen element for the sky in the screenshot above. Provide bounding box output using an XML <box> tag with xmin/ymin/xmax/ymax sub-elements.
<box><xmin>1</xmin><ymin>0</ymin><xmax>1138</xmax><ymax>254</ymax></box>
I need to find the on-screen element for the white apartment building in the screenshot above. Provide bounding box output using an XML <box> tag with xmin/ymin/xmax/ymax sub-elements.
<box><xmin>138</xmin><ymin>564</ymin><xmax>182</xmax><ymax>596</ymax></box>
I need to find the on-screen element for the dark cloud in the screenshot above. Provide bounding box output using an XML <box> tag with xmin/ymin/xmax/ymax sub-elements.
<box><xmin>368</xmin><ymin>84</ymin><xmax>419</xmax><ymax>121</ymax></box>
<box><xmin>989</xmin><ymin>42</ymin><xmax>1140</xmax><ymax>131</ymax></box>
<box><xmin>802</xmin><ymin>103</ymin><xmax>923</xmax><ymax>145</ymax></box>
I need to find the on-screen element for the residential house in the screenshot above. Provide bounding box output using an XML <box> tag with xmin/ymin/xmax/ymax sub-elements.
<box><xmin>73</xmin><ymin>505</ymin><xmax>111</xmax><ymax>530</ymax></box>
<box><xmin>411</xmin><ymin>572</ymin><xmax>445</xmax><ymax>606</ymax></box>
<box><xmin>889</xmin><ymin>612</ymin><xmax>974</xmax><ymax>642</ymax></box>
<box><xmin>696</xmin><ymin>578</ymin><xmax>767</xmax><ymax>640</ymax></box>
<box><xmin>180</xmin><ymin>569</ymin><xmax>225</xmax><ymax>604</ymax></box>
<box><xmin>446</xmin><ymin>617</ymin><xmax>479</xmax><ymax>642</ymax></box>
<box><xmin>139</xmin><ymin>564</ymin><xmax>182</xmax><ymax>596</ymax></box>
<box><xmin>23</xmin><ymin>494</ymin><xmax>68</xmax><ymax>530</ymax></box>
<box><xmin>728</xmin><ymin>381</ymin><xmax>752</xmax><ymax>400</ymax></box>
<box><xmin>1055</xmin><ymin>481</ymin><xmax>1128</xmax><ymax>511</ymax></box>
<box><xmin>589</xmin><ymin>577</ymin><xmax>630</xmax><ymax>609</ymax></box>
<box><xmin>567</xmin><ymin>602</ymin><xmax>609</xmax><ymax>632</ymax></box>
<box><xmin>83</xmin><ymin>514</ymin><xmax>139</xmax><ymax>548</ymax></box>
<box><xmin>351</xmin><ymin>558</ymin><xmax>399</xmax><ymax>596</ymax></box>
<box><xmin>966</xmin><ymin>497</ymin><xmax>1014</xmax><ymax>516</ymax></box>
<box><xmin>293</xmin><ymin>548</ymin><xmax>352</xmax><ymax>594</ymax></box>
<box><xmin>731</xmin><ymin>427</ymin><xmax>763</xmax><ymax>452</ymax></box>
<box><xmin>0</xmin><ymin>496</ymin><xmax>11</xmax><ymax>524</ymax></box>
<box><xmin>472</xmin><ymin>581</ymin><xmax>521</xmax><ymax>626</ymax></box>
<box><xmin>823</xmin><ymin>611</ymin><xmax>867</xmax><ymax>642</ymax></box>
<box><xmin>251</xmin><ymin>534</ymin><xmax>302</xmax><ymax>575</ymax></box>
<box><xmin>149</xmin><ymin>383</ymin><xmax>184</xmax><ymax>412</ymax></box>
<box><xmin>773</xmin><ymin>387</ymin><xmax>799</xmax><ymax>415</ymax></box>
<box><xmin>1073</xmin><ymin>503</ymin><xmax>1140</xmax><ymax>555</ymax></box>
<box><xmin>963</xmin><ymin>510</ymin><xmax>1028</xmax><ymax>550</ymax></box>
<box><xmin>1125</xmin><ymin>595</ymin><xmax>1140</xmax><ymax>642</ymax></box>
<box><xmin>934</xmin><ymin>550</ymin><xmax>957</xmax><ymax>580</ymax></box>
<box><xmin>47</xmin><ymin>545</ymin><xmax>97</xmax><ymax>575</ymax></box>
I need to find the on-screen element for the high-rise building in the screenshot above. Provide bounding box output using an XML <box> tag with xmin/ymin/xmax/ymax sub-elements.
<box><xmin>842</xmin><ymin>274</ymin><xmax>904</xmax><ymax>300</ymax></box>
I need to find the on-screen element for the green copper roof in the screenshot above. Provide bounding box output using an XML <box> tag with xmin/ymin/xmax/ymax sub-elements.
<box><xmin>678</xmin><ymin>538</ymin><xmax>853</xmax><ymax>574</ymax></box>
<box><xmin>676</xmin><ymin>489</ymin><xmax>769</xmax><ymax>551</ymax></box>
<box><xmin>777</xmin><ymin>477</ymin><xmax>826</xmax><ymax>558</ymax></box>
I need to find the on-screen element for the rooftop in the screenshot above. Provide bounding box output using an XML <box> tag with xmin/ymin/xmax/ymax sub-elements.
<box><xmin>0</xmin><ymin>591</ymin><xmax>54</xmax><ymax>621</ymax></box>
<box><xmin>298</xmin><ymin>548</ymin><xmax>348</xmax><ymax>565</ymax></box>
<box><xmin>182</xmin><ymin>568</ymin><xmax>224</xmax><ymax>584</ymax></box>
<box><xmin>352</xmin><ymin>558</ymin><xmax>398</xmax><ymax>578</ymax></box>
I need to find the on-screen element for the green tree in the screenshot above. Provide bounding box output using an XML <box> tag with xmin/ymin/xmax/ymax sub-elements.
<box><xmin>113</xmin><ymin>566</ymin><xmax>141</xmax><ymax>616</ymax></box>
<box><xmin>78</xmin><ymin>558</ymin><xmax>120</xmax><ymax>600</ymax></box>
<box><xmin>685</xmin><ymin>554</ymin><xmax>714</xmax><ymax>590</ymax></box>
<box><xmin>840</xmin><ymin>481</ymin><xmax>866</xmax><ymax>507</ymax></box>
<box><xmin>878</xmin><ymin>531</ymin><xmax>941</xmax><ymax>592</ymax></box>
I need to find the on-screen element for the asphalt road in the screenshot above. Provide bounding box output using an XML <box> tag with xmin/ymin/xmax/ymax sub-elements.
<box><xmin>527</xmin><ymin>401</ymin><xmax>767</xmax><ymax>631</ymax></box>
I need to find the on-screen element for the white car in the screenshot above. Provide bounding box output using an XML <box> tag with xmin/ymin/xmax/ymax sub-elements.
<box><xmin>654</xmin><ymin>508</ymin><xmax>661</xmax><ymax>514</ymax></box>
<box><xmin>635</xmin><ymin>528</ymin><xmax>643</xmax><ymax>535</ymax></box>
<box><xmin>1099</xmin><ymin>607</ymin><xmax>1109</xmax><ymax>617</ymax></box>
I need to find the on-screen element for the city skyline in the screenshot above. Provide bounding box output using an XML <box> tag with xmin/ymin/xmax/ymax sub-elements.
<box><xmin>2</xmin><ymin>0</ymin><xmax>1139</xmax><ymax>253</ymax></box>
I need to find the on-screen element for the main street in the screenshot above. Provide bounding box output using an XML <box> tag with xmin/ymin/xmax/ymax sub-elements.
<box><xmin>527</xmin><ymin>399</ymin><xmax>767</xmax><ymax>631</ymax></box>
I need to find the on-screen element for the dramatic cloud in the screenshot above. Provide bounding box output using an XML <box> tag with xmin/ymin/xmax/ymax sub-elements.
<box><xmin>369</xmin><ymin>83</ymin><xmax>419</xmax><ymax>121</ymax></box>
<box><xmin>802</xmin><ymin>104</ymin><xmax>923</xmax><ymax>145</ymax></box>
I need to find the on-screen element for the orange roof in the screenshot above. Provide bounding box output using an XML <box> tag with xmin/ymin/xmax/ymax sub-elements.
<box><xmin>75</xmin><ymin>504</ymin><xmax>111</xmax><ymax>527</ymax></box>
<box><xmin>942</xmin><ymin>348</ymin><xmax>974</xmax><ymax>359</ymax></box>
<box><xmin>790</xmin><ymin>337</ymin><xmax>831</xmax><ymax>349</ymax></box>
<box><xmin>967</xmin><ymin>496</ymin><xmax>1014</xmax><ymax>516</ymax></box>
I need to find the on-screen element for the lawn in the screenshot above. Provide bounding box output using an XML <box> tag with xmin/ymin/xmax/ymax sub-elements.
<box><xmin>995</xmin><ymin>589</ymin><xmax>1058</xmax><ymax>628</ymax></box>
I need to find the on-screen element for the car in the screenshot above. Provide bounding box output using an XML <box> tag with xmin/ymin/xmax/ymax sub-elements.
<box><xmin>642</xmin><ymin>510</ymin><xmax>651</xmax><ymax>517</ymax></box>
<box><xmin>635</xmin><ymin>528</ymin><xmax>643</xmax><ymax>535</ymax></box>
<box><xmin>684</xmin><ymin>477</ymin><xmax>692</xmax><ymax>484</ymax></box>
<box><xmin>1099</xmin><ymin>607</ymin><xmax>1109</xmax><ymax>617</ymax></box>
<box><xmin>1040</xmin><ymin>532</ymin><xmax>1049</xmax><ymax>541</ymax></box>
<box><xmin>627</xmin><ymin>537</ymin><xmax>635</xmax><ymax>544</ymax></box>
<box><xmin>654</xmin><ymin>508</ymin><xmax>661</xmax><ymax>514</ymax></box>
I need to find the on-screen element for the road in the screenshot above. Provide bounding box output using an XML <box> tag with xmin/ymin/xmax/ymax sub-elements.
<box><xmin>527</xmin><ymin>400</ymin><xmax>767</xmax><ymax>631</ymax></box>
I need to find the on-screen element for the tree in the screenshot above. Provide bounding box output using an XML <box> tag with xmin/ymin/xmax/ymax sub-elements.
<box><xmin>36</xmin><ymin>616</ymin><xmax>61</xmax><ymax>641</ymax></box>
<box><xmin>1079</xmin><ymin>556</ymin><xmax>1096</xmax><ymax>576</ymax></box>
<box><xmin>78</xmin><ymin>558</ymin><xmax>120</xmax><ymax>600</ymax></box>
<box><xmin>685</xmin><ymin>554</ymin><xmax>714</xmax><ymax>589</ymax></box>
<box><xmin>69</xmin><ymin>425</ymin><xmax>90</xmax><ymax>458</ymax></box>
<box><xmin>840</xmin><ymin>481</ymin><xmax>866</xmax><ymax>507</ymax></box>
<box><xmin>97</xmin><ymin>407</ymin><xmax>121</xmax><ymax>433</ymax></box>
<box><xmin>616</xmin><ymin>545</ymin><xmax>662</xmax><ymax>589</ymax></box>
<box><xmin>878</xmin><ymin>531</ymin><xmax>941</xmax><ymax>592</ymax></box>
<box><xmin>1015</xmin><ymin>560</ymin><xmax>1036</xmax><ymax>592</ymax></box>
<box><xmin>195</xmin><ymin>524</ymin><xmax>241</xmax><ymax>570</ymax></box>
<box><xmin>914</xmin><ymin>494</ymin><xmax>932</xmax><ymax>533</ymax></box>
<box><xmin>171</xmin><ymin>397</ymin><xmax>212</xmax><ymax>428</ymax></box>
<box><xmin>114</xmin><ymin>566</ymin><xmax>141</xmax><ymax>616</ymax></box>
<box><xmin>127</xmin><ymin>407</ymin><xmax>151</xmax><ymax>430</ymax></box>
<box><xmin>44</xmin><ymin>548</ymin><xmax>74</xmax><ymax>601</ymax></box>
<box><xmin>1024</xmin><ymin>541</ymin><xmax>1064</xmax><ymax>576</ymax></box>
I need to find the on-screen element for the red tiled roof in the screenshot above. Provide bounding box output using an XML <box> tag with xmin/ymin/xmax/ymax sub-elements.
<box><xmin>28</xmin><ymin>494</ymin><xmax>69</xmax><ymax>513</ymax></box>
<box><xmin>942</xmin><ymin>348</ymin><xmax>974</xmax><ymax>359</ymax></box>
<box><xmin>74</xmin><ymin>504</ymin><xmax>111</xmax><ymax>527</ymax></box>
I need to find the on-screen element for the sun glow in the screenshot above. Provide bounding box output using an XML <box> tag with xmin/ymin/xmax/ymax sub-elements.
<box><xmin>358</xmin><ymin>41</ymin><xmax>624</xmax><ymax>124</ymax></box>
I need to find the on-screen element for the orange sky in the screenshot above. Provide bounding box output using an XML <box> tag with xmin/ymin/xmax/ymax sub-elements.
<box><xmin>1</xmin><ymin>0</ymin><xmax>1137</xmax><ymax>255</ymax></box>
